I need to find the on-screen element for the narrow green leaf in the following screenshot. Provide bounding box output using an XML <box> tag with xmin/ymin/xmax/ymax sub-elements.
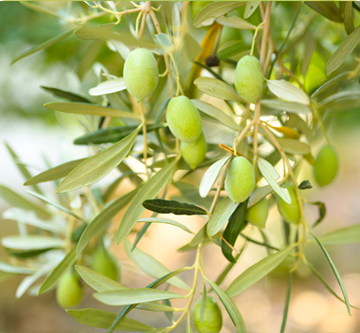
<box><xmin>116</xmin><ymin>159</ymin><xmax>177</xmax><ymax>244</ymax></box>
<box><xmin>44</xmin><ymin>102</ymin><xmax>141</xmax><ymax>120</ymax></box>
<box><xmin>306</xmin><ymin>1</ymin><xmax>343</xmax><ymax>23</ymax></box>
<box><xmin>244</xmin><ymin>1</ymin><xmax>261</xmax><ymax>18</ymax></box>
<box><xmin>138</xmin><ymin>218</ymin><xmax>193</xmax><ymax>234</ymax></box>
<box><xmin>206</xmin><ymin>278</ymin><xmax>247</xmax><ymax>333</ymax></box>
<box><xmin>221</xmin><ymin>201</ymin><xmax>247</xmax><ymax>263</ymax></box>
<box><xmin>38</xmin><ymin>246</ymin><xmax>77</xmax><ymax>294</ymax></box>
<box><xmin>276</xmin><ymin>137</ymin><xmax>311</xmax><ymax>155</ymax></box>
<box><xmin>67</xmin><ymin>308</ymin><xmax>154</xmax><ymax>332</ymax></box>
<box><xmin>199</xmin><ymin>157</ymin><xmax>230</xmax><ymax>198</ymax></box>
<box><xmin>41</xmin><ymin>86</ymin><xmax>90</xmax><ymax>103</ymax></box>
<box><xmin>74</xmin><ymin>123</ymin><xmax>166</xmax><ymax>145</ymax></box>
<box><xmin>0</xmin><ymin>185</ymin><xmax>50</xmax><ymax>216</ymax></box>
<box><xmin>5</xmin><ymin>142</ymin><xmax>42</xmax><ymax>194</ymax></box>
<box><xmin>266</xmin><ymin>79</ymin><xmax>310</xmax><ymax>105</ymax></box>
<box><xmin>314</xmin><ymin>224</ymin><xmax>360</xmax><ymax>245</ymax></box>
<box><xmin>280</xmin><ymin>273</ymin><xmax>292</xmax><ymax>333</ymax></box>
<box><xmin>305</xmin><ymin>260</ymin><xmax>360</xmax><ymax>310</ymax></box>
<box><xmin>248</xmin><ymin>185</ymin><xmax>272</xmax><ymax>207</ymax></box>
<box><xmin>1</xmin><ymin>235</ymin><xmax>64</xmax><ymax>250</ymax></box>
<box><xmin>261</xmin><ymin>100</ymin><xmax>311</xmax><ymax>115</ymax></box>
<box><xmin>57</xmin><ymin>127</ymin><xmax>140</xmax><ymax>193</ymax></box>
<box><xmin>216</xmin><ymin>16</ymin><xmax>256</xmax><ymax>30</ymax></box>
<box><xmin>6</xmin><ymin>248</ymin><xmax>54</xmax><ymax>259</ymax></box>
<box><xmin>27</xmin><ymin>190</ymin><xmax>85</xmax><ymax>223</ymax></box>
<box><xmin>226</xmin><ymin>245</ymin><xmax>296</xmax><ymax>298</ymax></box>
<box><xmin>11</xmin><ymin>29</ymin><xmax>73</xmax><ymax>65</ymax></box>
<box><xmin>77</xmin><ymin>190</ymin><xmax>137</xmax><ymax>256</ymax></box>
<box><xmin>191</xmin><ymin>99</ymin><xmax>242</xmax><ymax>131</ymax></box>
<box><xmin>189</xmin><ymin>224</ymin><xmax>208</xmax><ymax>247</ymax></box>
<box><xmin>142</xmin><ymin>199</ymin><xmax>208</xmax><ymax>216</ymax></box>
<box><xmin>194</xmin><ymin>77</ymin><xmax>244</xmax><ymax>102</ymax></box>
<box><xmin>310</xmin><ymin>232</ymin><xmax>351</xmax><ymax>315</ymax></box>
<box><xmin>0</xmin><ymin>260</ymin><xmax>36</xmax><ymax>274</ymax></box>
<box><xmin>318</xmin><ymin>91</ymin><xmax>360</xmax><ymax>113</ymax></box>
<box><xmin>124</xmin><ymin>239</ymin><xmax>191</xmax><ymax>291</ymax></box>
<box><xmin>89</xmin><ymin>78</ymin><xmax>126</xmax><ymax>96</ymax></box>
<box><xmin>326</xmin><ymin>25</ymin><xmax>360</xmax><ymax>75</ymax></box>
<box><xmin>257</xmin><ymin>158</ymin><xmax>291</xmax><ymax>204</ymax></box>
<box><xmin>94</xmin><ymin>288</ymin><xmax>182</xmax><ymax>306</ymax></box>
<box><xmin>207</xmin><ymin>197</ymin><xmax>238</xmax><ymax>236</ymax></box>
<box><xmin>344</xmin><ymin>1</ymin><xmax>355</xmax><ymax>35</ymax></box>
<box><xmin>194</xmin><ymin>1</ymin><xmax>246</xmax><ymax>28</ymax></box>
<box><xmin>24</xmin><ymin>158</ymin><xmax>86</xmax><ymax>185</ymax></box>
<box><xmin>75</xmin><ymin>265</ymin><xmax>126</xmax><ymax>292</ymax></box>
<box><xmin>239</xmin><ymin>233</ymin><xmax>280</xmax><ymax>251</ymax></box>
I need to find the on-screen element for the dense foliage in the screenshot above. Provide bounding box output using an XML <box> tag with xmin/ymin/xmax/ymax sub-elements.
<box><xmin>1</xmin><ymin>1</ymin><xmax>360</xmax><ymax>332</ymax></box>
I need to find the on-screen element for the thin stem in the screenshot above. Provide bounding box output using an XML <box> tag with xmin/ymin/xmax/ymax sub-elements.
<box><xmin>252</xmin><ymin>101</ymin><xmax>261</xmax><ymax>172</ymax></box>
<box><xmin>139</xmin><ymin>102</ymin><xmax>149</xmax><ymax>179</ymax></box>
<box><xmin>250</xmin><ymin>22</ymin><xmax>265</xmax><ymax>56</ymax></box>
<box><xmin>260</xmin><ymin>2</ymin><xmax>272</xmax><ymax>72</ymax></box>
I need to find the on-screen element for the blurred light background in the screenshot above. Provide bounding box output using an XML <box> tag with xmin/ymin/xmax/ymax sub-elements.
<box><xmin>0</xmin><ymin>1</ymin><xmax>360</xmax><ymax>332</ymax></box>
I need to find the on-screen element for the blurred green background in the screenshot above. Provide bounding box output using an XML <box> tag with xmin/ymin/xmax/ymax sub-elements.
<box><xmin>0</xmin><ymin>1</ymin><xmax>360</xmax><ymax>332</ymax></box>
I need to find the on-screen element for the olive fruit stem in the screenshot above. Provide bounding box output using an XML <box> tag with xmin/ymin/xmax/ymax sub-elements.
<box><xmin>250</xmin><ymin>22</ymin><xmax>265</xmax><ymax>57</ymax></box>
<box><xmin>139</xmin><ymin>102</ymin><xmax>149</xmax><ymax>179</ymax></box>
<box><xmin>233</xmin><ymin>119</ymin><xmax>255</xmax><ymax>155</ymax></box>
<box><xmin>259</xmin><ymin>122</ymin><xmax>308</xmax><ymax>272</ymax></box>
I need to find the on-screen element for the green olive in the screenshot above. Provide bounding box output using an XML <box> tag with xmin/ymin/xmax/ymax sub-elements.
<box><xmin>92</xmin><ymin>247</ymin><xmax>119</xmax><ymax>281</ymax></box>
<box><xmin>192</xmin><ymin>296</ymin><xmax>223</xmax><ymax>333</ymax></box>
<box><xmin>225</xmin><ymin>156</ymin><xmax>255</xmax><ymax>203</ymax></box>
<box><xmin>190</xmin><ymin>1</ymin><xmax>212</xmax><ymax>18</ymax></box>
<box><xmin>123</xmin><ymin>48</ymin><xmax>159</xmax><ymax>102</ymax></box>
<box><xmin>314</xmin><ymin>145</ymin><xmax>338</xmax><ymax>187</ymax></box>
<box><xmin>235</xmin><ymin>55</ymin><xmax>264</xmax><ymax>104</ymax></box>
<box><xmin>56</xmin><ymin>272</ymin><xmax>83</xmax><ymax>308</ymax></box>
<box><xmin>166</xmin><ymin>96</ymin><xmax>203</xmax><ymax>144</ymax></box>
<box><xmin>246</xmin><ymin>197</ymin><xmax>268</xmax><ymax>229</ymax></box>
<box><xmin>180</xmin><ymin>131</ymin><xmax>207</xmax><ymax>169</ymax></box>
<box><xmin>276</xmin><ymin>184</ymin><xmax>301</xmax><ymax>224</ymax></box>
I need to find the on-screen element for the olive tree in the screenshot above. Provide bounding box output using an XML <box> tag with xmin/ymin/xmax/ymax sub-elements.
<box><xmin>1</xmin><ymin>1</ymin><xmax>360</xmax><ymax>332</ymax></box>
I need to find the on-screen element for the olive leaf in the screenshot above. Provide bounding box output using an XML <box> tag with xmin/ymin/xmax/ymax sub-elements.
<box><xmin>261</xmin><ymin>100</ymin><xmax>311</xmax><ymax>115</ymax></box>
<box><xmin>142</xmin><ymin>199</ymin><xmax>208</xmax><ymax>216</ymax></box>
<box><xmin>24</xmin><ymin>158</ymin><xmax>87</xmax><ymax>185</ymax></box>
<box><xmin>67</xmin><ymin>308</ymin><xmax>154</xmax><ymax>332</ymax></box>
<box><xmin>193</xmin><ymin>1</ymin><xmax>246</xmax><ymax>28</ymax></box>
<box><xmin>216</xmin><ymin>16</ymin><xmax>256</xmax><ymax>30</ymax></box>
<box><xmin>89</xmin><ymin>78</ymin><xmax>126</xmax><ymax>96</ymax></box>
<box><xmin>11</xmin><ymin>29</ymin><xmax>74</xmax><ymax>65</ymax></box>
<box><xmin>344</xmin><ymin>1</ymin><xmax>355</xmax><ymax>35</ymax></box>
<box><xmin>74</xmin><ymin>123</ymin><xmax>167</xmax><ymax>145</ymax></box>
<box><xmin>1</xmin><ymin>235</ymin><xmax>64</xmax><ymax>251</ymax></box>
<box><xmin>124</xmin><ymin>239</ymin><xmax>191</xmax><ymax>291</ymax></box>
<box><xmin>191</xmin><ymin>99</ymin><xmax>242</xmax><ymax>131</ymax></box>
<box><xmin>199</xmin><ymin>157</ymin><xmax>230</xmax><ymax>198</ymax></box>
<box><xmin>207</xmin><ymin>197</ymin><xmax>238</xmax><ymax>236</ymax></box>
<box><xmin>44</xmin><ymin>102</ymin><xmax>141</xmax><ymax>120</ymax></box>
<box><xmin>326</xmin><ymin>25</ymin><xmax>360</xmax><ymax>75</ymax></box>
<box><xmin>57</xmin><ymin>127</ymin><xmax>140</xmax><ymax>193</ymax></box>
<box><xmin>221</xmin><ymin>201</ymin><xmax>248</xmax><ymax>263</ymax></box>
<box><xmin>276</xmin><ymin>137</ymin><xmax>311</xmax><ymax>155</ymax></box>
<box><xmin>138</xmin><ymin>217</ymin><xmax>194</xmax><ymax>234</ymax></box>
<box><xmin>206</xmin><ymin>278</ymin><xmax>247</xmax><ymax>333</ymax></box>
<box><xmin>280</xmin><ymin>273</ymin><xmax>292</xmax><ymax>333</ymax></box>
<box><xmin>115</xmin><ymin>159</ymin><xmax>177</xmax><ymax>244</ymax></box>
<box><xmin>0</xmin><ymin>260</ymin><xmax>36</xmax><ymax>275</ymax></box>
<box><xmin>194</xmin><ymin>77</ymin><xmax>244</xmax><ymax>102</ymax></box>
<box><xmin>257</xmin><ymin>158</ymin><xmax>291</xmax><ymax>204</ymax></box>
<box><xmin>298</xmin><ymin>180</ymin><xmax>313</xmax><ymax>190</ymax></box>
<box><xmin>311</xmin><ymin>224</ymin><xmax>360</xmax><ymax>245</ymax></box>
<box><xmin>307</xmin><ymin>201</ymin><xmax>326</xmax><ymax>228</ymax></box>
<box><xmin>226</xmin><ymin>244</ymin><xmax>296</xmax><ymax>297</ymax></box>
<box><xmin>244</xmin><ymin>1</ymin><xmax>261</xmax><ymax>18</ymax></box>
<box><xmin>306</xmin><ymin>1</ymin><xmax>343</xmax><ymax>23</ymax></box>
<box><xmin>41</xmin><ymin>86</ymin><xmax>91</xmax><ymax>103</ymax></box>
<box><xmin>77</xmin><ymin>190</ymin><xmax>137</xmax><ymax>256</ymax></box>
<box><xmin>266</xmin><ymin>79</ymin><xmax>310</xmax><ymax>105</ymax></box>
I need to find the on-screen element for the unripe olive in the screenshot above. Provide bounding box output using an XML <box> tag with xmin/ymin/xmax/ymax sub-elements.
<box><xmin>92</xmin><ymin>247</ymin><xmax>119</xmax><ymax>281</ymax></box>
<box><xmin>180</xmin><ymin>132</ymin><xmax>207</xmax><ymax>169</ymax></box>
<box><xmin>192</xmin><ymin>296</ymin><xmax>223</xmax><ymax>333</ymax></box>
<box><xmin>166</xmin><ymin>96</ymin><xmax>202</xmax><ymax>144</ymax></box>
<box><xmin>190</xmin><ymin>1</ymin><xmax>212</xmax><ymax>18</ymax></box>
<box><xmin>246</xmin><ymin>197</ymin><xmax>268</xmax><ymax>229</ymax></box>
<box><xmin>276</xmin><ymin>184</ymin><xmax>301</xmax><ymax>224</ymax></box>
<box><xmin>225</xmin><ymin>156</ymin><xmax>255</xmax><ymax>203</ymax></box>
<box><xmin>314</xmin><ymin>145</ymin><xmax>338</xmax><ymax>187</ymax></box>
<box><xmin>123</xmin><ymin>48</ymin><xmax>159</xmax><ymax>102</ymax></box>
<box><xmin>235</xmin><ymin>55</ymin><xmax>264</xmax><ymax>104</ymax></box>
<box><xmin>56</xmin><ymin>272</ymin><xmax>83</xmax><ymax>308</ymax></box>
